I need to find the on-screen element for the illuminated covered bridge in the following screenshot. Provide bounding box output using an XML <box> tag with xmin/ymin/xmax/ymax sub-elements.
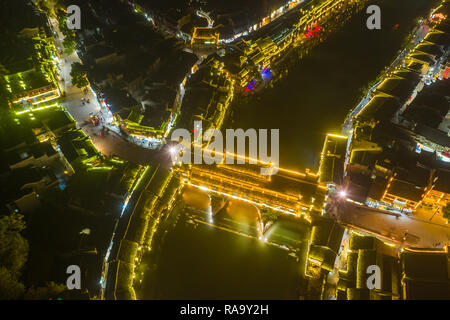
<box><xmin>176</xmin><ymin>162</ymin><xmax>326</xmax><ymax>216</ymax></box>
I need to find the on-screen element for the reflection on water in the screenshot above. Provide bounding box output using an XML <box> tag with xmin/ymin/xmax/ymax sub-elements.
<box><xmin>181</xmin><ymin>185</ymin><xmax>211</xmax><ymax>210</ymax></box>
<box><xmin>227</xmin><ymin>0</ymin><xmax>437</xmax><ymax>171</ymax></box>
<box><xmin>139</xmin><ymin>213</ymin><xmax>307</xmax><ymax>299</ymax></box>
<box><xmin>225</xmin><ymin>199</ymin><xmax>261</xmax><ymax>223</ymax></box>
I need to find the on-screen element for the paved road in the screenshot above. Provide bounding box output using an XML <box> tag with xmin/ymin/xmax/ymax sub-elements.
<box><xmin>49</xmin><ymin>17</ymin><xmax>160</xmax><ymax>164</ymax></box>
<box><xmin>335</xmin><ymin>201</ymin><xmax>450</xmax><ymax>249</ymax></box>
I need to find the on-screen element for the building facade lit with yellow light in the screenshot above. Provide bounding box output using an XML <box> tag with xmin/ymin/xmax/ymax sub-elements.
<box><xmin>191</xmin><ymin>27</ymin><xmax>220</xmax><ymax>48</ymax></box>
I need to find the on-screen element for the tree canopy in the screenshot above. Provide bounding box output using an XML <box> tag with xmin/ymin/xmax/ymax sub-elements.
<box><xmin>57</xmin><ymin>9</ymin><xmax>77</xmax><ymax>55</ymax></box>
<box><xmin>35</xmin><ymin>0</ymin><xmax>63</xmax><ymax>15</ymax></box>
<box><xmin>24</xmin><ymin>281</ymin><xmax>66</xmax><ymax>300</ymax></box>
<box><xmin>0</xmin><ymin>213</ymin><xmax>29</xmax><ymax>275</ymax></box>
<box><xmin>0</xmin><ymin>213</ymin><xmax>28</xmax><ymax>299</ymax></box>
<box><xmin>0</xmin><ymin>213</ymin><xmax>69</xmax><ymax>300</ymax></box>
<box><xmin>70</xmin><ymin>62</ymin><xmax>89</xmax><ymax>88</ymax></box>
<box><xmin>63</xmin><ymin>35</ymin><xmax>77</xmax><ymax>55</ymax></box>
<box><xmin>0</xmin><ymin>266</ymin><xmax>25</xmax><ymax>300</ymax></box>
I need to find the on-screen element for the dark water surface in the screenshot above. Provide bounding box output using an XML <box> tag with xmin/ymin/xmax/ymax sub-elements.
<box><xmin>229</xmin><ymin>0</ymin><xmax>437</xmax><ymax>171</ymax></box>
<box><xmin>141</xmin><ymin>218</ymin><xmax>304</xmax><ymax>299</ymax></box>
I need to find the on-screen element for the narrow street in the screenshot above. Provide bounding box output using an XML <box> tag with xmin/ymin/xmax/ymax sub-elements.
<box><xmin>49</xmin><ymin>17</ymin><xmax>160</xmax><ymax>164</ymax></box>
<box><xmin>336</xmin><ymin>201</ymin><xmax>450</xmax><ymax>248</ymax></box>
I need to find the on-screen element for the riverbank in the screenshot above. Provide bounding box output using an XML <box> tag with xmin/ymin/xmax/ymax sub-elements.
<box><xmin>227</xmin><ymin>0</ymin><xmax>439</xmax><ymax>172</ymax></box>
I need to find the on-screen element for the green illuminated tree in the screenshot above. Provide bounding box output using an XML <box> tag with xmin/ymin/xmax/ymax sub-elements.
<box><xmin>0</xmin><ymin>267</ymin><xmax>25</xmax><ymax>300</ymax></box>
<box><xmin>0</xmin><ymin>213</ymin><xmax>29</xmax><ymax>300</ymax></box>
<box><xmin>70</xmin><ymin>62</ymin><xmax>89</xmax><ymax>89</ymax></box>
<box><xmin>35</xmin><ymin>0</ymin><xmax>63</xmax><ymax>15</ymax></box>
<box><xmin>0</xmin><ymin>213</ymin><xmax>29</xmax><ymax>275</ymax></box>
<box><xmin>63</xmin><ymin>38</ymin><xmax>77</xmax><ymax>55</ymax></box>
<box><xmin>57</xmin><ymin>9</ymin><xmax>77</xmax><ymax>55</ymax></box>
<box><xmin>24</xmin><ymin>281</ymin><xmax>66</xmax><ymax>300</ymax></box>
<box><xmin>57</xmin><ymin>9</ymin><xmax>72</xmax><ymax>36</ymax></box>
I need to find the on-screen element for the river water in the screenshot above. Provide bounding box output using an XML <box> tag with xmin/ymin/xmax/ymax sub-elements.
<box><xmin>228</xmin><ymin>0</ymin><xmax>437</xmax><ymax>172</ymax></box>
<box><xmin>139</xmin><ymin>0</ymin><xmax>437</xmax><ymax>300</ymax></box>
